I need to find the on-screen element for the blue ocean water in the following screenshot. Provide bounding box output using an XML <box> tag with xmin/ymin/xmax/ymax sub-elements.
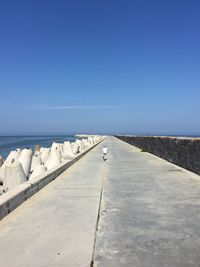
<box><xmin>0</xmin><ymin>135</ymin><xmax>76</xmax><ymax>159</ymax></box>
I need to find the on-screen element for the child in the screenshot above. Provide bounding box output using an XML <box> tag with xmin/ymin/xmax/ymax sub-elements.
<box><xmin>102</xmin><ymin>146</ymin><xmax>108</xmax><ymax>162</ymax></box>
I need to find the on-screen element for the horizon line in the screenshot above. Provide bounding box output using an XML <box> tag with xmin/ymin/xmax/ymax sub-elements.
<box><xmin>26</xmin><ymin>105</ymin><xmax>120</xmax><ymax>110</ymax></box>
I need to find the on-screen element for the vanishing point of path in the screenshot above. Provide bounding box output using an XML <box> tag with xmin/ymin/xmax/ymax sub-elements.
<box><xmin>1</xmin><ymin>137</ymin><xmax>200</xmax><ymax>267</ymax></box>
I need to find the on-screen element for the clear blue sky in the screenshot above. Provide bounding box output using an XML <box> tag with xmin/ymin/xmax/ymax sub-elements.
<box><xmin>0</xmin><ymin>0</ymin><xmax>200</xmax><ymax>135</ymax></box>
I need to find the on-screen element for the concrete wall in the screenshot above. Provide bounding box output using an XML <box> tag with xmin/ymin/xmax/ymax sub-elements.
<box><xmin>116</xmin><ymin>136</ymin><xmax>200</xmax><ymax>175</ymax></box>
<box><xmin>0</xmin><ymin>139</ymin><xmax>104</xmax><ymax>221</ymax></box>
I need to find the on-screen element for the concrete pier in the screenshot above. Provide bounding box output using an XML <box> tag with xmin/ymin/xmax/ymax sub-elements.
<box><xmin>0</xmin><ymin>141</ymin><xmax>105</xmax><ymax>267</ymax></box>
<box><xmin>1</xmin><ymin>137</ymin><xmax>200</xmax><ymax>266</ymax></box>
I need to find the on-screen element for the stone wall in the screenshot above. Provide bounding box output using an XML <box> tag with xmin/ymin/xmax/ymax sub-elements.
<box><xmin>116</xmin><ymin>136</ymin><xmax>200</xmax><ymax>175</ymax></box>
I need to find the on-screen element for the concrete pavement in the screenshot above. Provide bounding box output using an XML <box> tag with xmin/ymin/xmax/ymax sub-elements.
<box><xmin>93</xmin><ymin>137</ymin><xmax>200</xmax><ymax>267</ymax></box>
<box><xmin>0</xmin><ymin>141</ymin><xmax>106</xmax><ymax>267</ymax></box>
<box><xmin>1</xmin><ymin>136</ymin><xmax>200</xmax><ymax>267</ymax></box>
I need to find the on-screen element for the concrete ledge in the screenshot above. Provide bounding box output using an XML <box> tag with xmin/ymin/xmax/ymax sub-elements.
<box><xmin>0</xmin><ymin>139</ymin><xmax>104</xmax><ymax>221</ymax></box>
<box><xmin>116</xmin><ymin>135</ymin><xmax>200</xmax><ymax>175</ymax></box>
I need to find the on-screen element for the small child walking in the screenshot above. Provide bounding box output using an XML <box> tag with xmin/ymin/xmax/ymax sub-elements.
<box><xmin>102</xmin><ymin>146</ymin><xmax>108</xmax><ymax>162</ymax></box>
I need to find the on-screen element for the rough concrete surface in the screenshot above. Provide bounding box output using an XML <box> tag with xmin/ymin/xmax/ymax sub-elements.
<box><xmin>93</xmin><ymin>137</ymin><xmax>200</xmax><ymax>267</ymax></box>
<box><xmin>1</xmin><ymin>136</ymin><xmax>200</xmax><ymax>267</ymax></box>
<box><xmin>0</xmin><ymin>141</ymin><xmax>106</xmax><ymax>267</ymax></box>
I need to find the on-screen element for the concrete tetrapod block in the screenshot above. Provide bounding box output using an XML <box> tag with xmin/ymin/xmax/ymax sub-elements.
<box><xmin>18</xmin><ymin>149</ymin><xmax>33</xmax><ymax>177</ymax></box>
<box><xmin>54</xmin><ymin>148</ymin><xmax>61</xmax><ymax>161</ymax></box>
<box><xmin>94</xmin><ymin>135</ymin><xmax>100</xmax><ymax>143</ymax></box>
<box><xmin>0</xmin><ymin>168</ymin><xmax>5</xmax><ymax>185</ymax></box>
<box><xmin>0</xmin><ymin>157</ymin><xmax>4</xmax><ymax>185</ymax></box>
<box><xmin>0</xmin><ymin>156</ymin><xmax>4</xmax><ymax>168</ymax></box>
<box><xmin>29</xmin><ymin>164</ymin><xmax>47</xmax><ymax>180</ymax></box>
<box><xmin>51</xmin><ymin>142</ymin><xmax>62</xmax><ymax>151</ymax></box>
<box><xmin>45</xmin><ymin>149</ymin><xmax>61</xmax><ymax>171</ymax></box>
<box><xmin>0</xmin><ymin>149</ymin><xmax>21</xmax><ymax>184</ymax></box>
<box><xmin>60</xmin><ymin>143</ymin><xmax>64</xmax><ymax>151</ymax></box>
<box><xmin>0</xmin><ymin>137</ymin><xmax>104</xmax><ymax>221</ymax></box>
<box><xmin>81</xmin><ymin>139</ymin><xmax>87</xmax><ymax>150</ymax></box>
<box><xmin>40</xmin><ymin>147</ymin><xmax>51</xmax><ymax>163</ymax></box>
<box><xmin>71</xmin><ymin>142</ymin><xmax>79</xmax><ymax>155</ymax></box>
<box><xmin>3</xmin><ymin>161</ymin><xmax>27</xmax><ymax>192</ymax></box>
<box><xmin>6</xmin><ymin>149</ymin><xmax>21</xmax><ymax>163</ymax></box>
<box><xmin>34</xmin><ymin>144</ymin><xmax>41</xmax><ymax>152</ymax></box>
<box><xmin>75</xmin><ymin>139</ymin><xmax>82</xmax><ymax>152</ymax></box>
<box><xmin>88</xmin><ymin>136</ymin><xmax>95</xmax><ymax>145</ymax></box>
<box><xmin>83</xmin><ymin>139</ymin><xmax>91</xmax><ymax>149</ymax></box>
<box><xmin>51</xmin><ymin>143</ymin><xmax>62</xmax><ymax>157</ymax></box>
<box><xmin>62</xmin><ymin>141</ymin><xmax>74</xmax><ymax>159</ymax></box>
<box><xmin>30</xmin><ymin>154</ymin><xmax>41</xmax><ymax>173</ymax></box>
<box><xmin>0</xmin><ymin>185</ymin><xmax>3</xmax><ymax>195</ymax></box>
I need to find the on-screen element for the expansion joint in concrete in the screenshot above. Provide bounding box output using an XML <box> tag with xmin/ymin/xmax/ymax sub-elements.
<box><xmin>90</xmin><ymin>162</ymin><xmax>107</xmax><ymax>267</ymax></box>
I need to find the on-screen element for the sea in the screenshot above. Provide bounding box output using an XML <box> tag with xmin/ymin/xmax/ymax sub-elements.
<box><xmin>0</xmin><ymin>135</ymin><xmax>76</xmax><ymax>159</ymax></box>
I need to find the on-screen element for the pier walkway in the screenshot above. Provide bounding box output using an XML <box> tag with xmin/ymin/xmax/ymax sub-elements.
<box><xmin>1</xmin><ymin>137</ymin><xmax>200</xmax><ymax>266</ymax></box>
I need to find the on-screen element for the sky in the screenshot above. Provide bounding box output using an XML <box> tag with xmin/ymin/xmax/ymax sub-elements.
<box><xmin>0</xmin><ymin>0</ymin><xmax>200</xmax><ymax>135</ymax></box>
